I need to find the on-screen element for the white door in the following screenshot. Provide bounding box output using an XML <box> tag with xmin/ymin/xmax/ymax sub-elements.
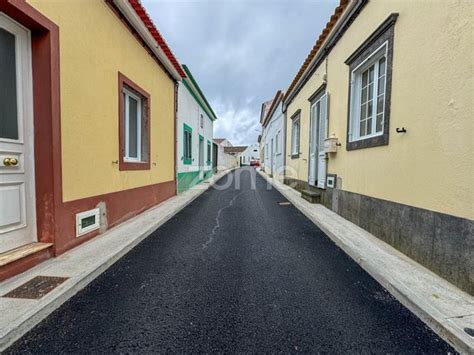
<box><xmin>308</xmin><ymin>92</ymin><xmax>328</xmax><ymax>188</ymax></box>
<box><xmin>317</xmin><ymin>93</ymin><xmax>328</xmax><ymax>189</ymax></box>
<box><xmin>198</xmin><ymin>138</ymin><xmax>204</xmax><ymax>179</ymax></box>
<box><xmin>0</xmin><ymin>14</ymin><xmax>36</xmax><ymax>253</ymax></box>
<box><xmin>308</xmin><ymin>101</ymin><xmax>318</xmax><ymax>186</ymax></box>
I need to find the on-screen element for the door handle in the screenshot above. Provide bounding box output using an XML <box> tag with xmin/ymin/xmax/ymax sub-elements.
<box><xmin>3</xmin><ymin>157</ymin><xmax>18</xmax><ymax>166</ymax></box>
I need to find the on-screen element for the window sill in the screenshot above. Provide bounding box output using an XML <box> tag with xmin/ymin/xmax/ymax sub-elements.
<box><xmin>346</xmin><ymin>133</ymin><xmax>388</xmax><ymax>151</ymax></box>
<box><xmin>119</xmin><ymin>160</ymin><xmax>150</xmax><ymax>171</ymax></box>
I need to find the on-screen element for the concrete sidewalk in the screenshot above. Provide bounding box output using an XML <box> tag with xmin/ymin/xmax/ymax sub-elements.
<box><xmin>0</xmin><ymin>169</ymin><xmax>233</xmax><ymax>351</ymax></box>
<box><xmin>258</xmin><ymin>170</ymin><xmax>473</xmax><ymax>354</ymax></box>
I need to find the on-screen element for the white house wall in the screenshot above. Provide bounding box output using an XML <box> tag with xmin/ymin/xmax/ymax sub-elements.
<box><xmin>240</xmin><ymin>144</ymin><xmax>260</xmax><ymax>166</ymax></box>
<box><xmin>261</xmin><ymin>101</ymin><xmax>285</xmax><ymax>179</ymax></box>
<box><xmin>177</xmin><ymin>81</ymin><xmax>214</xmax><ymax>174</ymax></box>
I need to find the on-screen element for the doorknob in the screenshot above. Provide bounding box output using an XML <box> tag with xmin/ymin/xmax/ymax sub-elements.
<box><xmin>3</xmin><ymin>158</ymin><xmax>18</xmax><ymax>166</ymax></box>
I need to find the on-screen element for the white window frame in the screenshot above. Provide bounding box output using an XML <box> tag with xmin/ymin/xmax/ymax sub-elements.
<box><xmin>76</xmin><ymin>208</ymin><xmax>100</xmax><ymax>237</ymax></box>
<box><xmin>123</xmin><ymin>87</ymin><xmax>142</xmax><ymax>162</ymax></box>
<box><xmin>291</xmin><ymin>115</ymin><xmax>300</xmax><ymax>155</ymax></box>
<box><xmin>349</xmin><ymin>42</ymin><xmax>388</xmax><ymax>142</ymax></box>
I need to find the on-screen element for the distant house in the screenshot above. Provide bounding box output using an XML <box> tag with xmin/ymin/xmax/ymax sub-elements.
<box><xmin>239</xmin><ymin>145</ymin><xmax>260</xmax><ymax>166</ymax></box>
<box><xmin>260</xmin><ymin>90</ymin><xmax>285</xmax><ymax>178</ymax></box>
<box><xmin>177</xmin><ymin>65</ymin><xmax>217</xmax><ymax>193</ymax></box>
<box><xmin>214</xmin><ymin>139</ymin><xmax>238</xmax><ymax>170</ymax></box>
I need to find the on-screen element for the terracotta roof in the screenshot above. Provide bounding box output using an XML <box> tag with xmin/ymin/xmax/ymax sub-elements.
<box><xmin>128</xmin><ymin>0</ymin><xmax>186</xmax><ymax>78</ymax></box>
<box><xmin>224</xmin><ymin>146</ymin><xmax>247</xmax><ymax>154</ymax></box>
<box><xmin>262</xmin><ymin>90</ymin><xmax>284</xmax><ymax>128</ymax></box>
<box><xmin>283</xmin><ymin>0</ymin><xmax>350</xmax><ymax>102</ymax></box>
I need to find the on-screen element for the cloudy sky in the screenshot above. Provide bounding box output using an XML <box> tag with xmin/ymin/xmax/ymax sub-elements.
<box><xmin>142</xmin><ymin>0</ymin><xmax>338</xmax><ymax>145</ymax></box>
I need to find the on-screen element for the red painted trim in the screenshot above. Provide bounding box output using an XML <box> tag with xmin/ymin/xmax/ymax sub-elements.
<box><xmin>0</xmin><ymin>247</ymin><xmax>53</xmax><ymax>282</ymax></box>
<box><xmin>54</xmin><ymin>180</ymin><xmax>176</xmax><ymax>255</ymax></box>
<box><xmin>0</xmin><ymin>0</ymin><xmax>62</xmax><ymax>248</ymax></box>
<box><xmin>118</xmin><ymin>72</ymin><xmax>151</xmax><ymax>171</ymax></box>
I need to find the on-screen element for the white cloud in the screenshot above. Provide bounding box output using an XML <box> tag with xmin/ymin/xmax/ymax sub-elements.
<box><xmin>143</xmin><ymin>0</ymin><xmax>339</xmax><ymax>145</ymax></box>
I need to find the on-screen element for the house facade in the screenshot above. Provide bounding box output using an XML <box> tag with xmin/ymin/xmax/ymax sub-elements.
<box><xmin>214</xmin><ymin>138</ymin><xmax>238</xmax><ymax>171</ymax></box>
<box><xmin>239</xmin><ymin>145</ymin><xmax>259</xmax><ymax>166</ymax></box>
<box><xmin>261</xmin><ymin>91</ymin><xmax>285</xmax><ymax>179</ymax></box>
<box><xmin>283</xmin><ymin>0</ymin><xmax>473</xmax><ymax>294</ymax></box>
<box><xmin>177</xmin><ymin>65</ymin><xmax>216</xmax><ymax>193</ymax></box>
<box><xmin>0</xmin><ymin>0</ymin><xmax>185</xmax><ymax>280</ymax></box>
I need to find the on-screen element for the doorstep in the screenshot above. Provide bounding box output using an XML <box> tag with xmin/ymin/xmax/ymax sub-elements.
<box><xmin>258</xmin><ymin>170</ymin><xmax>474</xmax><ymax>354</ymax></box>
<box><xmin>0</xmin><ymin>168</ymin><xmax>234</xmax><ymax>352</ymax></box>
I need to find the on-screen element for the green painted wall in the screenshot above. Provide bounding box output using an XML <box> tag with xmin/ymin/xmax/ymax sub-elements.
<box><xmin>177</xmin><ymin>170</ymin><xmax>213</xmax><ymax>193</ymax></box>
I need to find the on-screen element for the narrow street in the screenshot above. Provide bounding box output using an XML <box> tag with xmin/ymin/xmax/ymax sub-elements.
<box><xmin>7</xmin><ymin>168</ymin><xmax>452</xmax><ymax>353</ymax></box>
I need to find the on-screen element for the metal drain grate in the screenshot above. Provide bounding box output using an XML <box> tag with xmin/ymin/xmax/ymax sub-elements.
<box><xmin>278</xmin><ymin>201</ymin><xmax>291</xmax><ymax>206</ymax></box>
<box><xmin>3</xmin><ymin>276</ymin><xmax>69</xmax><ymax>300</ymax></box>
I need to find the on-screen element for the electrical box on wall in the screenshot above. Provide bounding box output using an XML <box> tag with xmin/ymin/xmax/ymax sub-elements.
<box><xmin>324</xmin><ymin>134</ymin><xmax>339</xmax><ymax>153</ymax></box>
<box><xmin>326</xmin><ymin>174</ymin><xmax>336</xmax><ymax>188</ymax></box>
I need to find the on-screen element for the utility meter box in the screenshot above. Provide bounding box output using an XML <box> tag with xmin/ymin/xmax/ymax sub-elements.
<box><xmin>324</xmin><ymin>135</ymin><xmax>339</xmax><ymax>153</ymax></box>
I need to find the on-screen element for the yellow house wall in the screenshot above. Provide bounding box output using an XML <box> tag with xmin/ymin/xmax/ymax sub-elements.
<box><xmin>285</xmin><ymin>0</ymin><xmax>473</xmax><ymax>220</ymax></box>
<box><xmin>27</xmin><ymin>0</ymin><xmax>176</xmax><ymax>202</ymax></box>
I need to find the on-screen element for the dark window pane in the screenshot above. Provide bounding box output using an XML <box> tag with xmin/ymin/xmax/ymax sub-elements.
<box><xmin>378</xmin><ymin>76</ymin><xmax>385</xmax><ymax>95</ymax></box>
<box><xmin>376</xmin><ymin>113</ymin><xmax>384</xmax><ymax>132</ymax></box>
<box><xmin>377</xmin><ymin>94</ymin><xmax>384</xmax><ymax>114</ymax></box>
<box><xmin>366</xmin><ymin>117</ymin><xmax>372</xmax><ymax>135</ymax></box>
<box><xmin>369</xmin><ymin>66</ymin><xmax>375</xmax><ymax>83</ymax></box>
<box><xmin>128</xmin><ymin>96</ymin><xmax>138</xmax><ymax>158</ymax></box>
<box><xmin>0</xmin><ymin>28</ymin><xmax>18</xmax><ymax>140</ymax></box>
<box><xmin>360</xmin><ymin>120</ymin><xmax>366</xmax><ymax>137</ymax></box>
<box><xmin>379</xmin><ymin>57</ymin><xmax>386</xmax><ymax>76</ymax></box>
<box><xmin>362</xmin><ymin>71</ymin><xmax>368</xmax><ymax>87</ymax></box>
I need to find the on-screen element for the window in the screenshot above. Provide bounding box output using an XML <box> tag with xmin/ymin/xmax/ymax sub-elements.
<box><xmin>346</xmin><ymin>14</ymin><xmax>396</xmax><ymax>150</ymax></box>
<box><xmin>291</xmin><ymin>111</ymin><xmax>301</xmax><ymax>158</ymax></box>
<box><xmin>119</xmin><ymin>73</ymin><xmax>150</xmax><ymax>170</ymax></box>
<box><xmin>351</xmin><ymin>45</ymin><xmax>386</xmax><ymax>140</ymax></box>
<box><xmin>123</xmin><ymin>88</ymin><xmax>142</xmax><ymax>161</ymax></box>
<box><xmin>183</xmin><ymin>124</ymin><xmax>192</xmax><ymax>165</ymax></box>
<box><xmin>207</xmin><ymin>140</ymin><xmax>211</xmax><ymax>165</ymax></box>
<box><xmin>200</xmin><ymin>114</ymin><xmax>204</xmax><ymax>128</ymax></box>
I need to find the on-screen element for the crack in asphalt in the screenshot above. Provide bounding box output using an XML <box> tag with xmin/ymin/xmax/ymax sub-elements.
<box><xmin>203</xmin><ymin>191</ymin><xmax>243</xmax><ymax>249</ymax></box>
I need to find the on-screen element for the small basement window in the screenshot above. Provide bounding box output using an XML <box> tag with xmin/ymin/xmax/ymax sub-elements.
<box><xmin>76</xmin><ymin>208</ymin><xmax>100</xmax><ymax>237</ymax></box>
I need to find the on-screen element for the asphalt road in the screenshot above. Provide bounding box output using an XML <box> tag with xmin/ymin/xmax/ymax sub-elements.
<box><xmin>7</xmin><ymin>168</ymin><xmax>453</xmax><ymax>353</ymax></box>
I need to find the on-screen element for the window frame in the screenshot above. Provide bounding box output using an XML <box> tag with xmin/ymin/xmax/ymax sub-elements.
<box><xmin>349</xmin><ymin>43</ymin><xmax>387</xmax><ymax>142</ymax></box>
<box><xmin>183</xmin><ymin>123</ymin><xmax>192</xmax><ymax>165</ymax></box>
<box><xmin>291</xmin><ymin>109</ymin><xmax>301</xmax><ymax>159</ymax></box>
<box><xmin>118</xmin><ymin>72</ymin><xmax>150</xmax><ymax>171</ymax></box>
<box><xmin>123</xmin><ymin>87</ymin><xmax>142</xmax><ymax>162</ymax></box>
<box><xmin>345</xmin><ymin>14</ymin><xmax>397</xmax><ymax>151</ymax></box>
<box><xmin>206</xmin><ymin>140</ymin><xmax>211</xmax><ymax>165</ymax></box>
